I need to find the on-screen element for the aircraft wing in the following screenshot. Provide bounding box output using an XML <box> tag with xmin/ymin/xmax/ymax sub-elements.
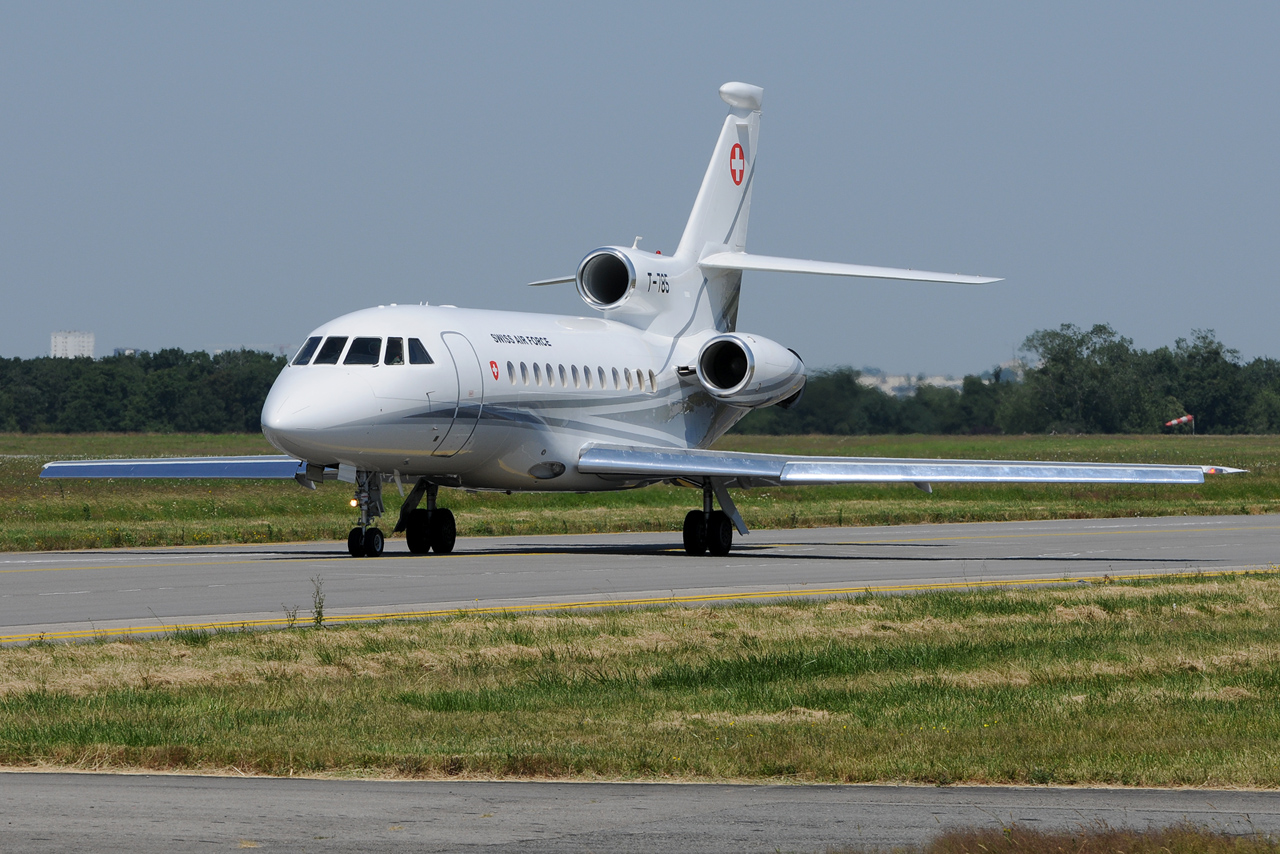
<box><xmin>41</xmin><ymin>456</ymin><xmax>305</xmax><ymax>479</ymax></box>
<box><xmin>577</xmin><ymin>444</ymin><xmax>1240</xmax><ymax>487</ymax></box>
<box><xmin>698</xmin><ymin>251</ymin><xmax>1001</xmax><ymax>285</ymax></box>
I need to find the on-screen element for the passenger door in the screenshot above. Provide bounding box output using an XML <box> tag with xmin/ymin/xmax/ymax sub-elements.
<box><xmin>433</xmin><ymin>332</ymin><xmax>484</xmax><ymax>457</ymax></box>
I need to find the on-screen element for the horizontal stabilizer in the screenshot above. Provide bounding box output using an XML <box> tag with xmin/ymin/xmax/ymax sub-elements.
<box><xmin>578</xmin><ymin>445</ymin><xmax>1241</xmax><ymax>487</ymax></box>
<box><xmin>699</xmin><ymin>251</ymin><xmax>1001</xmax><ymax>285</ymax></box>
<box><xmin>41</xmin><ymin>456</ymin><xmax>305</xmax><ymax>479</ymax></box>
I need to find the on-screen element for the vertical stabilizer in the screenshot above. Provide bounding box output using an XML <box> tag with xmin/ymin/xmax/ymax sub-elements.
<box><xmin>674</xmin><ymin>82</ymin><xmax>763</xmax><ymax>260</ymax></box>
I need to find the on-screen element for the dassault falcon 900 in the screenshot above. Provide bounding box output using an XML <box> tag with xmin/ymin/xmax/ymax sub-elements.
<box><xmin>42</xmin><ymin>82</ymin><xmax>1241</xmax><ymax>557</ymax></box>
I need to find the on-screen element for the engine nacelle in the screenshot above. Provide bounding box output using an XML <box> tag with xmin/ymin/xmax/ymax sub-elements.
<box><xmin>695</xmin><ymin>332</ymin><xmax>806</xmax><ymax>409</ymax></box>
<box><xmin>576</xmin><ymin>249</ymin><xmax>635</xmax><ymax>310</ymax></box>
<box><xmin>576</xmin><ymin>247</ymin><xmax>688</xmax><ymax>320</ymax></box>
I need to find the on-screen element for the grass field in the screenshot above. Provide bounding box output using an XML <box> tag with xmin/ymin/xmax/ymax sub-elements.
<box><xmin>2</xmin><ymin>571</ymin><xmax>1278</xmax><ymax>784</ymax></box>
<box><xmin>1</xmin><ymin>432</ymin><xmax>1277</xmax><ymax>552</ymax></box>
<box><xmin>843</xmin><ymin>824</ymin><xmax>1280</xmax><ymax>853</ymax></box>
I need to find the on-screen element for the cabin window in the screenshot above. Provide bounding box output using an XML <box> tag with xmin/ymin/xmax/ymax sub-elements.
<box><xmin>598</xmin><ymin>367</ymin><xmax>606</xmax><ymax>388</ymax></box>
<box><xmin>636</xmin><ymin>368</ymin><xmax>645</xmax><ymax>391</ymax></box>
<box><xmin>344</xmin><ymin>337</ymin><xmax>381</xmax><ymax>365</ymax></box>
<box><xmin>520</xmin><ymin>362</ymin><xmax>529</xmax><ymax>384</ymax></box>
<box><xmin>648</xmin><ymin>369</ymin><xmax>657</xmax><ymax>392</ymax></box>
<box><xmin>408</xmin><ymin>338</ymin><xmax>433</xmax><ymax>365</ymax></box>
<box><xmin>624</xmin><ymin>368</ymin><xmax>633</xmax><ymax>390</ymax></box>
<box><xmin>533</xmin><ymin>362</ymin><xmax>542</xmax><ymax>385</ymax></box>
<box><xmin>611</xmin><ymin>367</ymin><xmax>619</xmax><ymax>389</ymax></box>
<box><xmin>559</xmin><ymin>365</ymin><xmax>567</xmax><ymax>386</ymax></box>
<box><xmin>544</xmin><ymin>363</ymin><xmax>554</xmax><ymax>387</ymax></box>
<box><xmin>507</xmin><ymin>361</ymin><xmax>516</xmax><ymax>384</ymax></box>
<box><xmin>384</xmin><ymin>338</ymin><xmax>405</xmax><ymax>365</ymax></box>
<box><xmin>571</xmin><ymin>365</ymin><xmax>580</xmax><ymax>388</ymax></box>
<box><xmin>292</xmin><ymin>337</ymin><xmax>322</xmax><ymax>366</ymax></box>
<box><xmin>313</xmin><ymin>336</ymin><xmax>348</xmax><ymax>365</ymax></box>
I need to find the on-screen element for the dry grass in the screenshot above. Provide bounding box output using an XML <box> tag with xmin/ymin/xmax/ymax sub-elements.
<box><xmin>836</xmin><ymin>822</ymin><xmax>1280</xmax><ymax>853</ymax></box>
<box><xmin>2</xmin><ymin>571</ymin><xmax>1280</xmax><ymax>783</ymax></box>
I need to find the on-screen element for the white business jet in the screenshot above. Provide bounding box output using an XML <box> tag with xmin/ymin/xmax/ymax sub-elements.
<box><xmin>42</xmin><ymin>82</ymin><xmax>1240</xmax><ymax>557</ymax></box>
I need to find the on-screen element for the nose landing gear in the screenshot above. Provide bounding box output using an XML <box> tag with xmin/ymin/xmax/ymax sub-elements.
<box><xmin>347</xmin><ymin>470</ymin><xmax>386</xmax><ymax>557</ymax></box>
<box><xmin>682</xmin><ymin>479</ymin><xmax>745</xmax><ymax>556</ymax></box>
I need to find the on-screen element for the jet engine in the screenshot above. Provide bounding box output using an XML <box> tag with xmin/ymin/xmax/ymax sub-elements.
<box><xmin>695</xmin><ymin>332</ymin><xmax>806</xmax><ymax>409</ymax></box>
<box><xmin>575</xmin><ymin>247</ymin><xmax>687</xmax><ymax>320</ymax></box>
<box><xmin>576</xmin><ymin>249</ymin><xmax>636</xmax><ymax>310</ymax></box>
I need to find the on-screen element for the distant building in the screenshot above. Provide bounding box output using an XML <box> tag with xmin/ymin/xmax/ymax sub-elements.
<box><xmin>51</xmin><ymin>331</ymin><xmax>94</xmax><ymax>359</ymax></box>
<box><xmin>113</xmin><ymin>347</ymin><xmax>138</xmax><ymax>357</ymax></box>
<box><xmin>857</xmin><ymin>368</ymin><xmax>962</xmax><ymax>398</ymax></box>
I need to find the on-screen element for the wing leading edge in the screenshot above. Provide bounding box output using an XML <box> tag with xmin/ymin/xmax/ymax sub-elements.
<box><xmin>577</xmin><ymin>444</ymin><xmax>1241</xmax><ymax>487</ymax></box>
<box><xmin>41</xmin><ymin>456</ymin><xmax>305</xmax><ymax>479</ymax></box>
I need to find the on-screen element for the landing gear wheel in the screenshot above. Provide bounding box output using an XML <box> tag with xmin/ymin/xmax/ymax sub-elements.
<box><xmin>347</xmin><ymin>527</ymin><xmax>364</xmax><ymax>557</ymax></box>
<box><xmin>406</xmin><ymin>509</ymin><xmax>431</xmax><ymax>554</ymax></box>
<box><xmin>682</xmin><ymin>510</ymin><xmax>707</xmax><ymax>556</ymax></box>
<box><xmin>429</xmin><ymin>508</ymin><xmax>456</xmax><ymax>554</ymax></box>
<box><xmin>363</xmin><ymin>527</ymin><xmax>385</xmax><ymax>557</ymax></box>
<box><xmin>707</xmin><ymin>510</ymin><xmax>734</xmax><ymax>557</ymax></box>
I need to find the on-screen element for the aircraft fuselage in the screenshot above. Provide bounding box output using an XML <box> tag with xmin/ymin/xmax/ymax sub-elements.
<box><xmin>261</xmin><ymin>303</ymin><xmax>749</xmax><ymax>492</ymax></box>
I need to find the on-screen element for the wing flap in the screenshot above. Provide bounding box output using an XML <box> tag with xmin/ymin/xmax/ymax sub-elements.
<box><xmin>41</xmin><ymin>456</ymin><xmax>305</xmax><ymax>479</ymax></box>
<box><xmin>579</xmin><ymin>444</ymin><xmax>1229</xmax><ymax>486</ymax></box>
<box><xmin>698</xmin><ymin>251</ymin><xmax>1001</xmax><ymax>285</ymax></box>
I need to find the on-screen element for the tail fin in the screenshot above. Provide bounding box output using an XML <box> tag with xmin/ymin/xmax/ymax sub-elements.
<box><xmin>674</xmin><ymin>83</ymin><xmax>762</xmax><ymax>260</ymax></box>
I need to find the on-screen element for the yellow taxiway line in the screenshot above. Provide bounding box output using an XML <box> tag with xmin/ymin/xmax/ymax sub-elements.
<box><xmin>3</xmin><ymin>566</ymin><xmax>1273</xmax><ymax>645</ymax></box>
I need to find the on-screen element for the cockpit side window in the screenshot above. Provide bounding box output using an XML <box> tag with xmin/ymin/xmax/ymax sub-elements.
<box><xmin>384</xmin><ymin>337</ymin><xmax>405</xmax><ymax>365</ymax></box>
<box><xmin>408</xmin><ymin>338</ymin><xmax>434</xmax><ymax>365</ymax></box>
<box><xmin>313</xmin><ymin>336</ymin><xmax>348</xmax><ymax>365</ymax></box>
<box><xmin>344</xmin><ymin>337</ymin><xmax>381</xmax><ymax>365</ymax></box>
<box><xmin>292</xmin><ymin>336</ymin><xmax>322</xmax><ymax>366</ymax></box>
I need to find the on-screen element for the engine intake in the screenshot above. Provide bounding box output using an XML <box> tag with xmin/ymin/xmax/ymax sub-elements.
<box><xmin>576</xmin><ymin>249</ymin><xmax>635</xmax><ymax>310</ymax></box>
<box><xmin>698</xmin><ymin>337</ymin><xmax>753</xmax><ymax>396</ymax></box>
<box><xmin>695</xmin><ymin>333</ymin><xmax>806</xmax><ymax>409</ymax></box>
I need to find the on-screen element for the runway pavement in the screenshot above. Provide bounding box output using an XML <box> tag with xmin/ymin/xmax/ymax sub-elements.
<box><xmin>3</xmin><ymin>774</ymin><xmax>1278</xmax><ymax>852</ymax></box>
<box><xmin>2</xmin><ymin>514</ymin><xmax>1278</xmax><ymax>643</ymax></box>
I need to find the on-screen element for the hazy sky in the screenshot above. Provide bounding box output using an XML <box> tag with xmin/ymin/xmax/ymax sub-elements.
<box><xmin>3</xmin><ymin>3</ymin><xmax>1277</xmax><ymax>375</ymax></box>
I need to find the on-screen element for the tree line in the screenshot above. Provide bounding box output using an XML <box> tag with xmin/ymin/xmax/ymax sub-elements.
<box><xmin>736</xmin><ymin>325</ymin><xmax>1280</xmax><ymax>435</ymax></box>
<box><xmin>1</xmin><ymin>324</ymin><xmax>1277</xmax><ymax>435</ymax></box>
<box><xmin>0</xmin><ymin>349</ymin><xmax>286</xmax><ymax>433</ymax></box>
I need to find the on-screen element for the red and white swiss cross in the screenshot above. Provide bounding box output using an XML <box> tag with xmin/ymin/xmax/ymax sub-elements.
<box><xmin>729</xmin><ymin>143</ymin><xmax>745</xmax><ymax>185</ymax></box>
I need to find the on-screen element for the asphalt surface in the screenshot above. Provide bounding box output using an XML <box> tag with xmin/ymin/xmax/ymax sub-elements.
<box><xmin>4</xmin><ymin>518</ymin><xmax>1279</xmax><ymax>850</ymax></box>
<box><xmin>3</xmin><ymin>514</ymin><xmax>1279</xmax><ymax>642</ymax></box>
<box><xmin>3</xmin><ymin>774</ymin><xmax>1278</xmax><ymax>852</ymax></box>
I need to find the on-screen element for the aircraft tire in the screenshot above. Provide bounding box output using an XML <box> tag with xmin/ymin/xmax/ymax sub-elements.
<box><xmin>347</xmin><ymin>527</ymin><xmax>364</xmax><ymax>557</ymax></box>
<box><xmin>405</xmin><ymin>509</ymin><xmax>432</xmax><ymax>554</ymax></box>
<box><xmin>707</xmin><ymin>510</ymin><xmax>733</xmax><ymax>556</ymax></box>
<box><xmin>682</xmin><ymin>510</ymin><xmax>707</xmax><ymax>556</ymax></box>
<box><xmin>429</xmin><ymin>508</ymin><xmax>456</xmax><ymax>554</ymax></box>
<box><xmin>363</xmin><ymin>527</ymin><xmax>385</xmax><ymax>557</ymax></box>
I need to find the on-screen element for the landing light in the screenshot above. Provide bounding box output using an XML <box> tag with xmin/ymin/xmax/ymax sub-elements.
<box><xmin>349</xmin><ymin>499</ymin><xmax>359</xmax><ymax>507</ymax></box>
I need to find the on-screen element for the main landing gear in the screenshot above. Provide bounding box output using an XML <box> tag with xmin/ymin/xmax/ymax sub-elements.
<box><xmin>682</xmin><ymin>479</ymin><xmax>745</xmax><ymax>557</ymax></box>
<box><xmin>393</xmin><ymin>479</ymin><xmax>456</xmax><ymax>555</ymax></box>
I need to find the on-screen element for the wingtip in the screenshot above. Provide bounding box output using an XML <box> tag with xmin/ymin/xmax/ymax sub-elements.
<box><xmin>1201</xmin><ymin>465</ymin><xmax>1248</xmax><ymax>475</ymax></box>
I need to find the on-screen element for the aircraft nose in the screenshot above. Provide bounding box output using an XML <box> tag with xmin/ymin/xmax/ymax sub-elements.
<box><xmin>260</xmin><ymin>374</ymin><xmax>305</xmax><ymax>450</ymax></box>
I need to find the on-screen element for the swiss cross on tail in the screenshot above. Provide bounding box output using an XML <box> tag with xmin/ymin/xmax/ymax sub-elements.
<box><xmin>729</xmin><ymin>143</ymin><xmax>745</xmax><ymax>185</ymax></box>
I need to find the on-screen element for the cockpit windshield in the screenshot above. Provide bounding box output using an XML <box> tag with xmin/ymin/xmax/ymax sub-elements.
<box><xmin>408</xmin><ymin>338</ymin><xmax>433</xmax><ymax>364</ymax></box>
<box><xmin>292</xmin><ymin>337</ymin><xmax>322</xmax><ymax>366</ymax></box>
<box><xmin>313</xmin><ymin>336</ymin><xmax>348</xmax><ymax>365</ymax></box>
<box><xmin>344</xmin><ymin>337</ymin><xmax>381</xmax><ymax>365</ymax></box>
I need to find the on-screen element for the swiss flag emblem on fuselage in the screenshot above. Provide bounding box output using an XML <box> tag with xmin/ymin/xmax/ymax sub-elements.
<box><xmin>729</xmin><ymin>143</ymin><xmax>745</xmax><ymax>185</ymax></box>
